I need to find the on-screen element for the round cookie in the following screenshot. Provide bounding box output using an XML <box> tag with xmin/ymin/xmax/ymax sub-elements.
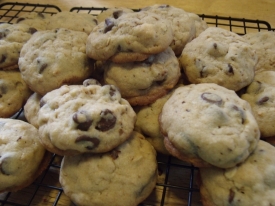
<box><xmin>86</xmin><ymin>10</ymin><xmax>173</xmax><ymax>63</ymax></box>
<box><xmin>97</xmin><ymin>7</ymin><xmax>134</xmax><ymax>23</ymax></box>
<box><xmin>48</xmin><ymin>11</ymin><xmax>98</xmax><ymax>34</ymax></box>
<box><xmin>134</xmin><ymin>90</ymin><xmax>176</xmax><ymax>154</ymax></box>
<box><xmin>187</xmin><ymin>12</ymin><xmax>208</xmax><ymax>37</ymax></box>
<box><xmin>0</xmin><ymin>70</ymin><xmax>33</xmax><ymax>118</ymax></box>
<box><xmin>16</xmin><ymin>12</ymin><xmax>52</xmax><ymax>31</ymax></box>
<box><xmin>59</xmin><ymin>131</ymin><xmax>158</xmax><ymax>206</ymax></box>
<box><xmin>179</xmin><ymin>27</ymin><xmax>258</xmax><ymax>91</ymax></box>
<box><xmin>24</xmin><ymin>92</ymin><xmax>42</xmax><ymax>128</ymax></box>
<box><xmin>141</xmin><ymin>4</ymin><xmax>196</xmax><ymax>56</ymax></box>
<box><xmin>241</xmin><ymin>70</ymin><xmax>275</xmax><ymax>138</ymax></box>
<box><xmin>103</xmin><ymin>47</ymin><xmax>181</xmax><ymax>106</ymax></box>
<box><xmin>0</xmin><ymin>118</ymin><xmax>50</xmax><ymax>192</ymax></box>
<box><xmin>18</xmin><ymin>28</ymin><xmax>94</xmax><ymax>95</ymax></box>
<box><xmin>38</xmin><ymin>83</ymin><xmax>136</xmax><ymax>156</ymax></box>
<box><xmin>0</xmin><ymin>23</ymin><xmax>37</xmax><ymax>69</ymax></box>
<box><xmin>159</xmin><ymin>83</ymin><xmax>260</xmax><ymax>168</ymax></box>
<box><xmin>243</xmin><ymin>31</ymin><xmax>275</xmax><ymax>73</ymax></box>
<box><xmin>198</xmin><ymin>140</ymin><xmax>275</xmax><ymax>206</ymax></box>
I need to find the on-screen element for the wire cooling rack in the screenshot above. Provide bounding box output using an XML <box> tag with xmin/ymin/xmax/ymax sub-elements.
<box><xmin>0</xmin><ymin>2</ymin><xmax>274</xmax><ymax>206</ymax></box>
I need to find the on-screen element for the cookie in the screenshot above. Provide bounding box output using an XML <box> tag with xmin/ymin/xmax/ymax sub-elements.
<box><xmin>97</xmin><ymin>7</ymin><xmax>134</xmax><ymax>23</ymax></box>
<box><xmin>59</xmin><ymin>131</ymin><xmax>157</xmax><ymax>206</ymax></box>
<box><xmin>18</xmin><ymin>28</ymin><xmax>94</xmax><ymax>95</ymax></box>
<box><xmin>187</xmin><ymin>12</ymin><xmax>208</xmax><ymax>37</ymax></box>
<box><xmin>23</xmin><ymin>92</ymin><xmax>42</xmax><ymax>128</ymax></box>
<box><xmin>0</xmin><ymin>23</ymin><xmax>37</xmax><ymax>69</ymax></box>
<box><xmin>16</xmin><ymin>12</ymin><xmax>52</xmax><ymax>31</ymax></box>
<box><xmin>241</xmin><ymin>70</ymin><xmax>275</xmax><ymax>138</ymax></box>
<box><xmin>0</xmin><ymin>118</ymin><xmax>51</xmax><ymax>192</ymax></box>
<box><xmin>103</xmin><ymin>47</ymin><xmax>181</xmax><ymax>106</ymax></box>
<box><xmin>48</xmin><ymin>11</ymin><xmax>98</xmax><ymax>34</ymax></box>
<box><xmin>141</xmin><ymin>4</ymin><xmax>196</xmax><ymax>56</ymax></box>
<box><xmin>0</xmin><ymin>70</ymin><xmax>33</xmax><ymax>118</ymax></box>
<box><xmin>38</xmin><ymin>83</ymin><xmax>136</xmax><ymax>156</ymax></box>
<box><xmin>86</xmin><ymin>10</ymin><xmax>173</xmax><ymax>63</ymax></box>
<box><xmin>198</xmin><ymin>140</ymin><xmax>275</xmax><ymax>206</ymax></box>
<box><xmin>179</xmin><ymin>27</ymin><xmax>258</xmax><ymax>91</ymax></box>
<box><xmin>243</xmin><ymin>31</ymin><xmax>275</xmax><ymax>73</ymax></box>
<box><xmin>159</xmin><ymin>83</ymin><xmax>260</xmax><ymax>168</ymax></box>
<box><xmin>134</xmin><ymin>91</ymin><xmax>172</xmax><ymax>154</ymax></box>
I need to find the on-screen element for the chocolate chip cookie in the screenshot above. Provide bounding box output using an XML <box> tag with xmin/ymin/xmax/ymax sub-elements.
<box><xmin>59</xmin><ymin>131</ymin><xmax>157</xmax><ymax>206</ymax></box>
<box><xmin>179</xmin><ymin>27</ymin><xmax>258</xmax><ymax>91</ymax></box>
<box><xmin>159</xmin><ymin>83</ymin><xmax>260</xmax><ymax>168</ymax></box>
<box><xmin>38</xmin><ymin>83</ymin><xmax>136</xmax><ymax>155</ymax></box>
<box><xmin>0</xmin><ymin>118</ymin><xmax>50</xmax><ymax>192</ymax></box>
<box><xmin>103</xmin><ymin>47</ymin><xmax>181</xmax><ymax>106</ymax></box>
<box><xmin>86</xmin><ymin>10</ymin><xmax>173</xmax><ymax>63</ymax></box>
<box><xmin>19</xmin><ymin>28</ymin><xmax>94</xmax><ymax>95</ymax></box>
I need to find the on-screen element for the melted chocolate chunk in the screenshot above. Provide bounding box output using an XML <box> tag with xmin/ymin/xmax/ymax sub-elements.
<box><xmin>39</xmin><ymin>98</ymin><xmax>46</xmax><ymax>108</ymax></box>
<box><xmin>0</xmin><ymin>85</ymin><xmax>7</xmax><ymax>95</ymax></box>
<box><xmin>73</xmin><ymin>111</ymin><xmax>92</xmax><ymax>131</ymax></box>
<box><xmin>213</xmin><ymin>43</ymin><xmax>218</xmax><ymax>49</ymax></box>
<box><xmin>0</xmin><ymin>157</ymin><xmax>10</xmax><ymax>175</ymax></box>
<box><xmin>83</xmin><ymin>79</ymin><xmax>101</xmax><ymax>86</ymax></box>
<box><xmin>232</xmin><ymin>105</ymin><xmax>245</xmax><ymax>124</ymax></box>
<box><xmin>159</xmin><ymin>4</ymin><xmax>170</xmax><ymax>8</ymax></box>
<box><xmin>257</xmin><ymin>96</ymin><xmax>269</xmax><ymax>105</ymax></box>
<box><xmin>201</xmin><ymin>92</ymin><xmax>223</xmax><ymax>106</ymax></box>
<box><xmin>113</xmin><ymin>10</ymin><xmax>123</xmax><ymax>19</ymax></box>
<box><xmin>93</xmin><ymin>18</ymin><xmax>98</xmax><ymax>25</ymax></box>
<box><xmin>104</xmin><ymin>18</ymin><xmax>115</xmax><ymax>33</ymax></box>
<box><xmin>0</xmin><ymin>29</ymin><xmax>8</xmax><ymax>39</ymax></box>
<box><xmin>110</xmin><ymin>149</ymin><xmax>121</xmax><ymax>159</ymax></box>
<box><xmin>38</xmin><ymin>63</ymin><xmax>48</xmax><ymax>74</ymax></box>
<box><xmin>226</xmin><ymin>63</ymin><xmax>234</xmax><ymax>75</ymax></box>
<box><xmin>0</xmin><ymin>54</ymin><xmax>6</xmax><ymax>63</ymax></box>
<box><xmin>228</xmin><ymin>189</ymin><xmax>235</xmax><ymax>203</ymax></box>
<box><xmin>75</xmin><ymin>135</ymin><xmax>100</xmax><ymax>150</ymax></box>
<box><xmin>95</xmin><ymin>109</ymin><xmax>116</xmax><ymax>131</ymax></box>
<box><xmin>16</xmin><ymin>17</ymin><xmax>25</xmax><ymax>23</ymax></box>
<box><xmin>29</xmin><ymin>27</ymin><xmax>37</xmax><ymax>34</ymax></box>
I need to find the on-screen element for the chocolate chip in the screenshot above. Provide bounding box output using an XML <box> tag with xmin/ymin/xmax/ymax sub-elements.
<box><xmin>75</xmin><ymin>135</ymin><xmax>100</xmax><ymax>150</ymax></box>
<box><xmin>95</xmin><ymin>109</ymin><xmax>116</xmax><ymax>131</ymax></box>
<box><xmin>39</xmin><ymin>98</ymin><xmax>46</xmax><ymax>108</ymax></box>
<box><xmin>104</xmin><ymin>18</ymin><xmax>115</xmax><ymax>33</ymax></box>
<box><xmin>257</xmin><ymin>96</ymin><xmax>269</xmax><ymax>105</ymax></box>
<box><xmin>213</xmin><ymin>43</ymin><xmax>217</xmax><ymax>49</ymax></box>
<box><xmin>38</xmin><ymin>12</ymin><xmax>45</xmax><ymax>18</ymax></box>
<box><xmin>143</xmin><ymin>55</ymin><xmax>155</xmax><ymax>65</ymax></box>
<box><xmin>228</xmin><ymin>189</ymin><xmax>235</xmax><ymax>203</ymax></box>
<box><xmin>0</xmin><ymin>54</ymin><xmax>6</xmax><ymax>63</ymax></box>
<box><xmin>0</xmin><ymin>29</ymin><xmax>8</xmax><ymax>39</ymax></box>
<box><xmin>0</xmin><ymin>85</ymin><xmax>7</xmax><ymax>95</ymax></box>
<box><xmin>110</xmin><ymin>149</ymin><xmax>121</xmax><ymax>159</ymax></box>
<box><xmin>159</xmin><ymin>4</ymin><xmax>170</xmax><ymax>8</ymax></box>
<box><xmin>113</xmin><ymin>10</ymin><xmax>123</xmax><ymax>19</ymax></box>
<box><xmin>201</xmin><ymin>92</ymin><xmax>223</xmax><ymax>106</ymax></box>
<box><xmin>29</xmin><ymin>27</ymin><xmax>37</xmax><ymax>34</ymax></box>
<box><xmin>38</xmin><ymin>63</ymin><xmax>48</xmax><ymax>74</ymax></box>
<box><xmin>0</xmin><ymin>157</ymin><xmax>11</xmax><ymax>175</ymax></box>
<box><xmin>226</xmin><ymin>63</ymin><xmax>234</xmax><ymax>75</ymax></box>
<box><xmin>16</xmin><ymin>17</ymin><xmax>25</xmax><ymax>23</ymax></box>
<box><xmin>73</xmin><ymin>111</ymin><xmax>92</xmax><ymax>131</ymax></box>
<box><xmin>232</xmin><ymin>105</ymin><xmax>245</xmax><ymax>124</ymax></box>
<box><xmin>83</xmin><ymin>79</ymin><xmax>101</xmax><ymax>86</ymax></box>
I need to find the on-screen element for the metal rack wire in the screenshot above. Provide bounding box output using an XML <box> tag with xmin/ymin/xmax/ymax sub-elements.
<box><xmin>0</xmin><ymin>2</ymin><xmax>274</xmax><ymax>206</ymax></box>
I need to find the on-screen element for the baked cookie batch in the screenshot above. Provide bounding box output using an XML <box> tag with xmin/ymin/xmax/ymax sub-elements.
<box><xmin>1</xmin><ymin>3</ymin><xmax>275</xmax><ymax>206</ymax></box>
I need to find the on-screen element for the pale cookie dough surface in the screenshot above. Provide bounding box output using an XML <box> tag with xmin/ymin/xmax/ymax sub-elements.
<box><xmin>48</xmin><ymin>11</ymin><xmax>98</xmax><ymax>34</ymax></box>
<box><xmin>134</xmin><ymin>91</ymin><xmax>172</xmax><ymax>154</ymax></box>
<box><xmin>103</xmin><ymin>47</ymin><xmax>181</xmax><ymax>106</ymax></box>
<box><xmin>0</xmin><ymin>23</ymin><xmax>37</xmax><ymax>69</ymax></box>
<box><xmin>141</xmin><ymin>4</ymin><xmax>196</xmax><ymax>56</ymax></box>
<box><xmin>19</xmin><ymin>28</ymin><xmax>93</xmax><ymax>95</ymax></box>
<box><xmin>199</xmin><ymin>140</ymin><xmax>275</xmax><ymax>206</ymax></box>
<box><xmin>159</xmin><ymin>83</ymin><xmax>260</xmax><ymax>168</ymax></box>
<box><xmin>243</xmin><ymin>31</ymin><xmax>275</xmax><ymax>73</ymax></box>
<box><xmin>24</xmin><ymin>92</ymin><xmax>42</xmax><ymax>128</ymax></box>
<box><xmin>97</xmin><ymin>7</ymin><xmax>134</xmax><ymax>23</ymax></box>
<box><xmin>0</xmin><ymin>118</ymin><xmax>47</xmax><ymax>192</ymax></box>
<box><xmin>86</xmin><ymin>10</ymin><xmax>173</xmax><ymax>63</ymax></box>
<box><xmin>16</xmin><ymin>12</ymin><xmax>52</xmax><ymax>31</ymax></box>
<box><xmin>187</xmin><ymin>12</ymin><xmax>208</xmax><ymax>37</ymax></box>
<box><xmin>38</xmin><ymin>84</ymin><xmax>136</xmax><ymax>156</ymax></box>
<box><xmin>0</xmin><ymin>70</ymin><xmax>32</xmax><ymax>118</ymax></box>
<box><xmin>241</xmin><ymin>71</ymin><xmax>275</xmax><ymax>138</ymax></box>
<box><xmin>60</xmin><ymin>131</ymin><xmax>158</xmax><ymax>206</ymax></box>
<box><xmin>179</xmin><ymin>27</ymin><xmax>258</xmax><ymax>91</ymax></box>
